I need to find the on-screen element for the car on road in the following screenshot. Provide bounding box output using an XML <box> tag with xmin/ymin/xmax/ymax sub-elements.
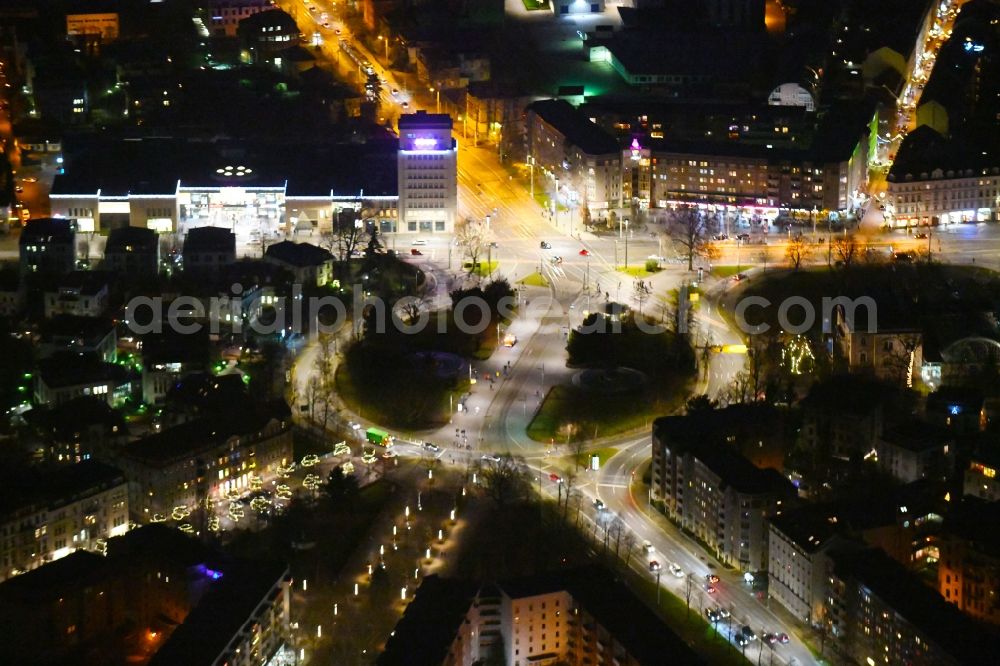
<box><xmin>706</xmin><ymin>574</ymin><xmax>720</xmax><ymax>584</ymax></box>
<box><xmin>593</xmin><ymin>498</ymin><xmax>606</xmax><ymax>511</ymax></box>
<box><xmin>647</xmin><ymin>254</ymin><xmax>666</xmax><ymax>263</ymax></box>
<box><xmin>348</xmin><ymin>421</ymin><xmax>362</xmax><ymax>431</ymax></box>
<box><xmin>540</xmin><ymin>241</ymin><xmax>552</xmax><ymax>249</ymax></box>
<box><xmin>323</xmin><ymin>22</ymin><xmax>331</xmax><ymax>28</ymax></box>
<box><xmin>642</xmin><ymin>541</ymin><xmax>654</xmax><ymax>553</ymax></box>
<box><xmin>502</xmin><ymin>333</ymin><xmax>517</xmax><ymax>347</ymax></box>
<box><xmin>713</xmin><ymin>234</ymin><xmax>729</xmax><ymax>241</ymax></box>
<box><xmin>778</xmin><ymin>632</ymin><xmax>789</xmax><ymax>644</ymax></box>
<box><xmin>893</xmin><ymin>250</ymin><xmax>916</xmax><ymax>262</ymax></box>
<box><xmin>579</xmin><ymin>249</ymin><xmax>590</xmax><ymax>256</ymax></box>
<box><xmin>741</xmin><ymin>626</ymin><xmax>756</xmax><ymax>642</ymax></box>
<box><xmin>550</xmin><ymin>256</ymin><xmax>563</xmax><ymax>265</ymax></box>
<box><xmin>669</xmin><ymin>563</ymin><xmax>685</xmax><ymax>578</ymax></box>
<box><xmin>914</xmin><ymin>232</ymin><xmax>928</xmax><ymax>239</ymax></box>
<box><xmin>718</xmin><ymin>608</ymin><xmax>731</xmax><ymax>618</ymax></box>
<box><xmin>335</xmin><ymin>28</ymin><xmax>342</xmax><ymax>35</ymax></box>
<box><xmin>382</xmin><ymin>449</ymin><xmax>397</xmax><ymax>459</ymax></box>
<box><xmin>731</xmin><ymin>273</ymin><xmax>748</xmax><ymax>282</ymax></box>
<box><xmin>705</xmin><ymin>608</ymin><xmax>720</xmax><ymax>622</ymax></box>
<box><xmin>21</xmin><ymin>177</ymin><xmax>37</xmax><ymax>183</ymax></box>
<box><xmin>391</xmin><ymin>88</ymin><xmax>399</xmax><ymax>96</ymax></box>
<box><xmin>764</xmin><ymin>633</ymin><xmax>778</xmax><ymax>645</ymax></box>
<box><xmin>481</xmin><ymin>453</ymin><xmax>501</xmax><ymax>462</ymax></box>
<box><xmin>411</xmin><ymin>239</ymin><xmax>428</xmax><ymax>246</ymax></box>
<box><xmin>735</xmin><ymin>634</ymin><xmax>750</xmax><ymax>648</ymax></box>
<box><xmin>705</xmin><ymin>584</ymin><xmax>718</xmax><ymax>594</ymax></box>
<box><xmin>549</xmin><ymin>473</ymin><xmax>561</xmax><ymax>482</ymax></box>
<box><xmin>410</xmin><ymin>248</ymin><xmax>422</xmax><ymax>255</ymax></box>
<box><xmin>14</xmin><ymin>186</ymin><xmax>22</xmax><ymax>193</ymax></box>
<box><xmin>423</xmin><ymin>442</ymin><xmax>441</xmax><ymax>453</ymax></box>
<box><xmin>736</xmin><ymin>233</ymin><xmax>750</xmax><ymax>241</ymax></box>
<box><xmin>648</xmin><ymin>560</ymin><xmax>661</xmax><ymax>572</ymax></box>
<box><xmin>489</xmin><ymin>241</ymin><xmax>499</xmax><ymax>248</ymax></box>
<box><xmin>401</xmin><ymin>101</ymin><xmax>409</xmax><ymax>108</ymax></box>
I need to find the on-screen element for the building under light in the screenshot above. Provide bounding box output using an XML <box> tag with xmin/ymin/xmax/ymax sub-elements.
<box><xmin>397</xmin><ymin>111</ymin><xmax>457</xmax><ymax>234</ymax></box>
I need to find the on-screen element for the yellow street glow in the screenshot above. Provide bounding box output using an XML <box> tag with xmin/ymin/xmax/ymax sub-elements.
<box><xmin>721</xmin><ymin>344</ymin><xmax>748</xmax><ymax>354</ymax></box>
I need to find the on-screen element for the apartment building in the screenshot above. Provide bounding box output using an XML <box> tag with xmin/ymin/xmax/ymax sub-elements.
<box><xmin>0</xmin><ymin>461</ymin><xmax>129</xmax><ymax>581</ymax></box>
<box><xmin>397</xmin><ymin>111</ymin><xmax>457</xmax><ymax>234</ymax></box>
<box><xmin>19</xmin><ymin>218</ymin><xmax>77</xmax><ymax>277</ymax></box>
<box><xmin>108</xmin><ymin>402</ymin><xmax>293</xmax><ymax>520</ymax></box>
<box><xmin>526</xmin><ymin>99</ymin><xmax>622</xmax><ymax>211</ymax></box>
<box><xmin>43</xmin><ymin>271</ymin><xmax>110</xmax><ymax>318</ymax></box>
<box><xmin>379</xmin><ymin>567</ymin><xmax>704</xmax><ymax>666</ymax></box>
<box><xmin>938</xmin><ymin>497</ymin><xmax>1000</xmax><ymax>626</ymax></box>
<box><xmin>651</xmin><ymin>415</ymin><xmax>795</xmax><ymax>572</ymax></box>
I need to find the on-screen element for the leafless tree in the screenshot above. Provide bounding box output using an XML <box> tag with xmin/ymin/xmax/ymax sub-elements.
<box><xmin>455</xmin><ymin>217</ymin><xmax>489</xmax><ymax>275</ymax></box>
<box><xmin>621</xmin><ymin>530</ymin><xmax>637</xmax><ymax>567</ymax></box>
<box><xmin>610</xmin><ymin>516</ymin><xmax>625</xmax><ymax>558</ymax></box>
<box><xmin>314</xmin><ymin>333</ymin><xmax>337</xmax><ymax>430</ymax></box>
<box><xmin>560</xmin><ymin>468</ymin><xmax>578</xmax><ymax>520</ymax></box>
<box><xmin>394</xmin><ymin>296</ymin><xmax>428</xmax><ymax>325</ymax></box>
<box><xmin>833</xmin><ymin>235</ymin><xmax>860</xmax><ymax>269</ymax></box>
<box><xmin>480</xmin><ymin>453</ymin><xmax>531</xmax><ymax>506</ymax></box>
<box><xmin>321</xmin><ymin>209</ymin><xmax>367</xmax><ymax>264</ymax></box>
<box><xmin>666</xmin><ymin>207</ymin><xmax>717</xmax><ymax>271</ymax></box>
<box><xmin>785</xmin><ymin>235</ymin><xmax>812</xmax><ymax>270</ymax></box>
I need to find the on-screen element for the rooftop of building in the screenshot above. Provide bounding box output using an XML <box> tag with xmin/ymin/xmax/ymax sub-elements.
<box><xmin>943</xmin><ymin>496</ymin><xmax>1000</xmax><ymax>556</ymax></box>
<box><xmin>0</xmin><ymin>459</ymin><xmax>126</xmax><ymax>517</ymax></box>
<box><xmin>378</xmin><ymin>566</ymin><xmax>704</xmax><ymax>665</ymax></box>
<box><xmin>122</xmin><ymin>400</ymin><xmax>289</xmax><ymax>466</ymax></box>
<box><xmin>653</xmin><ymin>410</ymin><xmax>795</xmax><ymax>496</ymax></box>
<box><xmin>105</xmin><ymin>225</ymin><xmax>159</xmax><ymax>252</ymax></box>
<box><xmin>28</xmin><ymin>395</ymin><xmax>126</xmax><ymax>440</ymax></box>
<box><xmin>264</xmin><ymin>241</ymin><xmax>333</xmax><ymax>268</ymax></box>
<box><xmin>799</xmin><ymin>374</ymin><xmax>896</xmax><ymax>415</ymax></box>
<box><xmin>19</xmin><ymin>218</ymin><xmax>75</xmax><ymax>245</ymax></box>
<box><xmin>237</xmin><ymin>7</ymin><xmax>297</xmax><ymax>34</ymax></box>
<box><xmin>596</xmin><ymin>30</ymin><xmax>764</xmax><ymax>81</ymax></box>
<box><xmin>879</xmin><ymin>420</ymin><xmax>954</xmax><ymax>452</ymax></box>
<box><xmin>831</xmin><ymin>546</ymin><xmax>991</xmax><ymax>663</ymax></box>
<box><xmin>36</xmin><ymin>352</ymin><xmax>129</xmax><ymax>389</ymax></box>
<box><xmin>46</xmin><ymin>270</ymin><xmax>110</xmax><ymax>295</ymax></box>
<box><xmin>398</xmin><ymin>110</ymin><xmax>453</xmax><ymax>130</ymax></box>
<box><xmin>39</xmin><ymin>314</ymin><xmax>115</xmax><ymax>344</ymax></box>
<box><xmin>51</xmin><ymin>136</ymin><xmax>399</xmax><ymax>198</ymax></box>
<box><xmin>182</xmin><ymin>226</ymin><xmax>236</xmax><ymax>253</ymax></box>
<box><xmin>148</xmin><ymin>557</ymin><xmax>289</xmax><ymax>666</ymax></box>
<box><xmin>527</xmin><ymin>99</ymin><xmax>620</xmax><ymax>156</ymax></box>
<box><xmin>771</xmin><ymin>480</ymin><xmax>943</xmax><ymax>553</ymax></box>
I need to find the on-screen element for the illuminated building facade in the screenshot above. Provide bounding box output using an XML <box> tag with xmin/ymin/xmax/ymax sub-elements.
<box><xmin>111</xmin><ymin>404</ymin><xmax>292</xmax><ymax>521</ymax></box>
<box><xmin>938</xmin><ymin>498</ymin><xmax>1000</xmax><ymax>626</ymax></box>
<box><xmin>397</xmin><ymin>111</ymin><xmax>457</xmax><ymax>234</ymax></box>
<box><xmin>0</xmin><ymin>461</ymin><xmax>129</xmax><ymax>581</ymax></box>
<box><xmin>206</xmin><ymin>0</ymin><xmax>271</xmax><ymax>38</ymax></box>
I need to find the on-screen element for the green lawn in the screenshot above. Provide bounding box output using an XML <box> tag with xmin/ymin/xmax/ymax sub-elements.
<box><xmin>618</xmin><ymin>265</ymin><xmax>662</xmax><ymax>278</ymax></box>
<box><xmin>518</xmin><ymin>271</ymin><xmax>549</xmax><ymax>288</ymax></box>
<box><xmin>522</xmin><ymin>0</ymin><xmax>549</xmax><ymax>9</ymax></box>
<box><xmin>527</xmin><ymin>382</ymin><xmax>689</xmax><ymax>443</ymax></box>
<box><xmin>463</xmin><ymin>260</ymin><xmax>499</xmax><ymax>277</ymax></box>
<box><xmin>710</xmin><ymin>265</ymin><xmax>744</xmax><ymax>278</ymax></box>
<box><xmin>561</xmin><ymin>446</ymin><xmax>619</xmax><ymax>470</ymax></box>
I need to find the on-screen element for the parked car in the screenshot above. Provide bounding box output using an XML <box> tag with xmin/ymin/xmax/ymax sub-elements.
<box><xmin>706</xmin><ymin>574</ymin><xmax>720</xmax><ymax>584</ymax></box>
<box><xmin>705</xmin><ymin>608</ymin><xmax>720</xmax><ymax>622</ymax></box>
<box><xmin>741</xmin><ymin>626</ymin><xmax>756</xmax><ymax>642</ymax></box>
<box><xmin>914</xmin><ymin>232</ymin><xmax>928</xmax><ymax>239</ymax></box>
<box><xmin>764</xmin><ymin>633</ymin><xmax>778</xmax><ymax>645</ymax></box>
<box><xmin>669</xmin><ymin>563</ymin><xmax>685</xmax><ymax>578</ymax></box>
<box><xmin>411</xmin><ymin>239</ymin><xmax>428</xmax><ymax>246</ymax></box>
<box><xmin>648</xmin><ymin>560</ymin><xmax>661</xmax><ymax>572</ymax></box>
<box><xmin>778</xmin><ymin>632</ymin><xmax>789</xmax><ymax>644</ymax></box>
<box><xmin>423</xmin><ymin>442</ymin><xmax>441</xmax><ymax>453</ymax></box>
<box><xmin>736</xmin><ymin>233</ymin><xmax>750</xmax><ymax>241</ymax></box>
<box><xmin>481</xmin><ymin>453</ymin><xmax>501</xmax><ymax>462</ymax></box>
<box><xmin>593</xmin><ymin>498</ymin><xmax>606</xmax><ymax>511</ymax></box>
<box><xmin>540</xmin><ymin>241</ymin><xmax>552</xmax><ymax>249</ymax></box>
<box><xmin>642</xmin><ymin>541</ymin><xmax>654</xmax><ymax>553</ymax></box>
<box><xmin>410</xmin><ymin>248</ymin><xmax>422</xmax><ymax>255</ymax></box>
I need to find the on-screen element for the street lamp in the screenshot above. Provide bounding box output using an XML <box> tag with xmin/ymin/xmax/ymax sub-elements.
<box><xmin>429</xmin><ymin>85</ymin><xmax>440</xmax><ymax>113</ymax></box>
<box><xmin>378</xmin><ymin>35</ymin><xmax>389</xmax><ymax>64</ymax></box>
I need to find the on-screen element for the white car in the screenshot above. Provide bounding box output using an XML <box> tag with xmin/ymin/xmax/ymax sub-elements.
<box><xmin>348</xmin><ymin>421</ymin><xmax>362</xmax><ymax>430</ymax></box>
<box><xmin>411</xmin><ymin>239</ymin><xmax>428</xmax><ymax>246</ymax></box>
<box><xmin>642</xmin><ymin>540</ymin><xmax>654</xmax><ymax>553</ymax></box>
<box><xmin>669</xmin><ymin>563</ymin><xmax>685</xmax><ymax>578</ymax></box>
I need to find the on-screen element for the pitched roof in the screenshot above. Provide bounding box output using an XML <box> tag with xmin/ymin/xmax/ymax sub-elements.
<box><xmin>264</xmin><ymin>241</ymin><xmax>333</xmax><ymax>268</ymax></box>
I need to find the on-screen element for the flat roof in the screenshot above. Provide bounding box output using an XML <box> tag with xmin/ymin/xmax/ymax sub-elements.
<box><xmin>52</xmin><ymin>137</ymin><xmax>399</xmax><ymax>198</ymax></box>
<box><xmin>0</xmin><ymin>459</ymin><xmax>126</xmax><ymax>516</ymax></box>
<box><xmin>528</xmin><ymin>99</ymin><xmax>620</xmax><ymax>156</ymax></box>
